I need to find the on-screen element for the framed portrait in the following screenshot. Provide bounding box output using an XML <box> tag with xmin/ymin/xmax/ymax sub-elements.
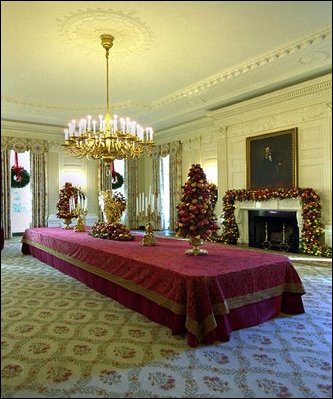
<box><xmin>246</xmin><ymin>128</ymin><xmax>298</xmax><ymax>190</ymax></box>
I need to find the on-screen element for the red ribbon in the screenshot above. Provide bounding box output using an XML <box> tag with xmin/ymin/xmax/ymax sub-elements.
<box><xmin>13</xmin><ymin>153</ymin><xmax>24</xmax><ymax>173</ymax></box>
<box><xmin>12</xmin><ymin>152</ymin><xmax>24</xmax><ymax>181</ymax></box>
<box><xmin>110</xmin><ymin>161</ymin><xmax>117</xmax><ymax>180</ymax></box>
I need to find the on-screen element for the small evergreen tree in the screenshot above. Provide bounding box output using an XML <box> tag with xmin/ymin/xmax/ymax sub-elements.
<box><xmin>176</xmin><ymin>164</ymin><xmax>219</xmax><ymax>240</ymax></box>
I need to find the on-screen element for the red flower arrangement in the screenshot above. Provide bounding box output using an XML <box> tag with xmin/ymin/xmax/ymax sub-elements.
<box><xmin>89</xmin><ymin>222</ymin><xmax>134</xmax><ymax>241</ymax></box>
<box><xmin>56</xmin><ymin>182</ymin><xmax>85</xmax><ymax>219</ymax></box>
<box><xmin>176</xmin><ymin>164</ymin><xmax>219</xmax><ymax>240</ymax></box>
<box><xmin>216</xmin><ymin>187</ymin><xmax>331</xmax><ymax>257</ymax></box>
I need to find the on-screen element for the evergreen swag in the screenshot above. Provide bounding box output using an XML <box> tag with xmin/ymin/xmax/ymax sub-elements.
<box><xmin>56</xmin><ymin>182</ymin><xmax>85</xmax><ymax>219</ymax></box>
<box><xmin>216</xmin><ymin>187</ymin><xmax>331</xmax><ymax>257</ymax></box>
<box><xmin>176</xmin><ymin>164</ymin><xmax>219</xmax><ymax>240</ymax></box>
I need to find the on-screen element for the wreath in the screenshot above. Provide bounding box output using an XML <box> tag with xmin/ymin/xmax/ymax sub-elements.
<box><xmin>112</xmin><ymin>172</ymin><xmax>124</xmax><ymax>190</ymax></box>
<box><xmin>11</xmin><ymin>166</ymin><xmax>30</xmax><ymax>188</ymax></box>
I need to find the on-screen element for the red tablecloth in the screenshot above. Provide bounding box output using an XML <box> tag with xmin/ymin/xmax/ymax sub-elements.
<box><xmin>21</xmin><ymin>227</ymin><xmax>305</xmax><ymax>346</ymax></box>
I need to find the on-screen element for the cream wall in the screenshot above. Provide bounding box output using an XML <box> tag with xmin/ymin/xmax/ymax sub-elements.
<box><xmin>2</xmin><ymin>74</ymin><xmax>332</xmax><ymax>244</ymax></box>
<box><xmin>153</xmin><ymin>74</ymin><xmax>332</xmax><ymax>245</ymax></box>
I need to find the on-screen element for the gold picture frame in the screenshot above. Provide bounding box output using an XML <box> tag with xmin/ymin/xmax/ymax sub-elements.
<box><xmin>246</xmin><ymin>128</ymin><xmax>298</xmax><ymax>190</ymax></box>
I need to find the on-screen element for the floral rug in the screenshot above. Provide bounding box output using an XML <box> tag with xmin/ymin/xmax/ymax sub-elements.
<box><xmin>1</xmin><ymin>241</ymin><xmax>332</xmax><ymax>398</ymax></box>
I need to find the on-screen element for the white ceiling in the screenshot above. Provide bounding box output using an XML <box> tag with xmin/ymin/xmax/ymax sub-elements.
<box><xmin>1</xmin><ymin>1</ymin><xmax>332</xmax><ymax>139</ymax></box>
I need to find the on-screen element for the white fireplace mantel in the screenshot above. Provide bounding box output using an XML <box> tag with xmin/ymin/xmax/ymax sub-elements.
<box><xmin>234</xmin><ymin>198</ymin><xmax>303</xmax><ymax>245</ymax></box>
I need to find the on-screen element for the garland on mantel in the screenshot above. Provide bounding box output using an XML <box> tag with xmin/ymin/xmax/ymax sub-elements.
<box><xmin>214</xmin><ymin>187</ymin><xmax>331</xmax><ymax>257</ymax></box>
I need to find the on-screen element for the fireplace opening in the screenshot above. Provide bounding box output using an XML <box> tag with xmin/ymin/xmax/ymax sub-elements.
<box><xmin>248</xmin><ymin>210</ymin><xmax>299</xmax><ymax>253</ymax></box>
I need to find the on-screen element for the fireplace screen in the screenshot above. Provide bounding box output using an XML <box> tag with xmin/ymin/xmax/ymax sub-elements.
<box><xmin>248</xmin><ymin>210</ymin><xmax>299</xmax><ymax>253</ymax></box>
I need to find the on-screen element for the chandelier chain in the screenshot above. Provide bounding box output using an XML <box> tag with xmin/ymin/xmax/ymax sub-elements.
<box><xmin>62</xmin><ymin>34</ymin><xmax>154</xmax><ymax>165</ymax></box>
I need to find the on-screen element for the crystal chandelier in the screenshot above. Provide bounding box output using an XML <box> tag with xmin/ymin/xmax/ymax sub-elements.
<box><xmin>63</xmin><ymin>34</ymin><xmax>154</xmax><ymax>164</ymax></box>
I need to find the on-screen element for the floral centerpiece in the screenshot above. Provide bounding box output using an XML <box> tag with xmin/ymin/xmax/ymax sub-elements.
<box><xmin>176</xmin><ymin>164</ymin><xmax>219</xmax><ymax>254</ymax></box>
<box><xmin>56</xmin><ymin>182</ymin><xmax>85</xmax><ymax>220</ymax></box>
<box><xmin>90</xmin><ymin>191</ymin><xmax>134</xmax><ymax>241</ymax></box>
<box><xmin>89</xmin><ymin>222</ymin><xmax>134</xmax><ymax>241</ymax></box>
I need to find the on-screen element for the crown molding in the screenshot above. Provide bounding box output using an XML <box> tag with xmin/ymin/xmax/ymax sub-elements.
<box><xmin>1</xmin><ymin>119</ymin><xmax>63</xmax><ymax>141</ymax></box>
<box><xmin>151</xmin><ymin>27</ymin><xmax>331</xmax><ymax>109</ymax></box>
<box><xmin>154</xmin><ymin>117</ymin><xmax>215</xmax><ymax>145</ymax></box>
<box><xmin>209</xmin><ymin>74</ymin><xmax>332</xmax><ymax>126</ymax></box>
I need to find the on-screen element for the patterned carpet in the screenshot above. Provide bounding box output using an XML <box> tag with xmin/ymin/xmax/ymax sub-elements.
<box><xmin>1</xmin><ymin>240</ymin><xmax>332</xmax><ymax>398</ymax></box>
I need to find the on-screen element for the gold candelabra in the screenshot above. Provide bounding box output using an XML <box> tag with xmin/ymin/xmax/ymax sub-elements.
<box><xmin>62</xmin><ymin>34</ymin><xmax>154</xmax><ymax>164</ymax></box>
<box><xmin>137</xmin><ymin>204</ymin><xmax>160</xmax><ymax>246</ymax></box>
<box><xmin>74</xmin><ymin>207</ymin><xmax>88</xmax><ymax>232</ymax></box>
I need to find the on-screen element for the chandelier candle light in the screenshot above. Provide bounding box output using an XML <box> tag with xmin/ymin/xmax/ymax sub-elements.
<box><xmin>63</xmin><ymin>34</ymin><xmax>154</xmax><ymax>165</ymax></box>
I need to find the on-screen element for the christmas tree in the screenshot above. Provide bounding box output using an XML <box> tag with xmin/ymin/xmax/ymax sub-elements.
<box><xmin>176</xmin><ymin>164</ymin><xmax>219</xmax><ymax>240</ymax></box>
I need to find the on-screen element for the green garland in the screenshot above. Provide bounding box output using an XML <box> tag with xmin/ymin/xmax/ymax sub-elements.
<box><xmin>11</xmin><ymin>167</ymin><xmax>30</xmax><ymax>188</ymax></box>
<box><xmin>112</xmin><ymin>172</ymin><xmax>124</xmax><ymax>190</ymax></box>
<box><xmin>215</xmin><ymin>187</ymin><xmax>331</xmax><ymax>257</ymax></box>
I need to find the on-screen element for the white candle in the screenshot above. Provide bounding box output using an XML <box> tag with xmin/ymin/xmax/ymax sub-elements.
<box><xmin>92</xmin><ymin>120</ymin><xmax>97</xmax><ymax>134</ymax></box>
<box><xmin>126</xmin><ymin>117</ymin><xmax>130</xmax><ymax>133</ymax></box>
<box><xmin>87</xmin><ymin>115</ymin><xmax>91</xmax><ymax>131</ymax></box>
<box><xmin>114</xmin><ymin>115</ymin><xmax>118</xmax><ymax>131</ymax></box>
<box><xmin>136</xmin><ymin>196</ymin><xmax>139</xmax><ymax>215</ymax></box>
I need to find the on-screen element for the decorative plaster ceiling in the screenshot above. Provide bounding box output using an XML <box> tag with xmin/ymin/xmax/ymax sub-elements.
<box><xmin>1</xmin><ymin>1</ymin><xmax>332</xmax><ymax>139</ymax></box>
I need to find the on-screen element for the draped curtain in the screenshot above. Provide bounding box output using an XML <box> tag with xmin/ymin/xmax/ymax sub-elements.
<box><xmin>99</xmin><ymin>160</ymin><xmax>113</xmax><ymax>192</ymax></box>
<box><xmin>125</xmin><ymin>158</ymin><xmax>138</xmax><ymax>229</ymax></box>
<box><xmin>151</xmin><ymin>141</ymin><xmax>182</xmax><ymax>232</ymax></box>
<box><xmin>152</xmin><ymin>146</ymin><xmax>162</xmax><ymax>230</ymax></box>
<box><xmin>0</xmin><ymin>137</ymin><xmax>49</xmax><ymax>236</ymax></box>
<box><xmin>30</xmin><ymin>152</ymin><xmax>47</xmax><ymax>227</ymax></box>
<box><xmin>168</xmin><ymin>141</ymin><xmax>182</xmax><ymax>231</ymax></box>
<box><xmin>1</xmin><ymin>138</ymin><xmax>11</xmax><ymax>239</ymax></box>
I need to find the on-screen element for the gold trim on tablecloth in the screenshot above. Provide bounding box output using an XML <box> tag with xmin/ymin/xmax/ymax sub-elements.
<box><xmin>22</xmin><ymin>237</ymin><xmax>305</xmax><ymax>341</ymax></box>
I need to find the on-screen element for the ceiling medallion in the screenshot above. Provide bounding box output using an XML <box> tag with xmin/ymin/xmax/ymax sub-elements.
<box><xmin>58</xmin><ymin>8</ymin><xmax>153</xmax><ymax>56</ymax></box>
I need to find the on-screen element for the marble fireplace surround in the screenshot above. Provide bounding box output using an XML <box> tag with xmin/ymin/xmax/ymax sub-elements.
<box><xmin>234</xmin><ymin>198</ymin><xmax>302</xmax><ymax>246</ymax></box>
